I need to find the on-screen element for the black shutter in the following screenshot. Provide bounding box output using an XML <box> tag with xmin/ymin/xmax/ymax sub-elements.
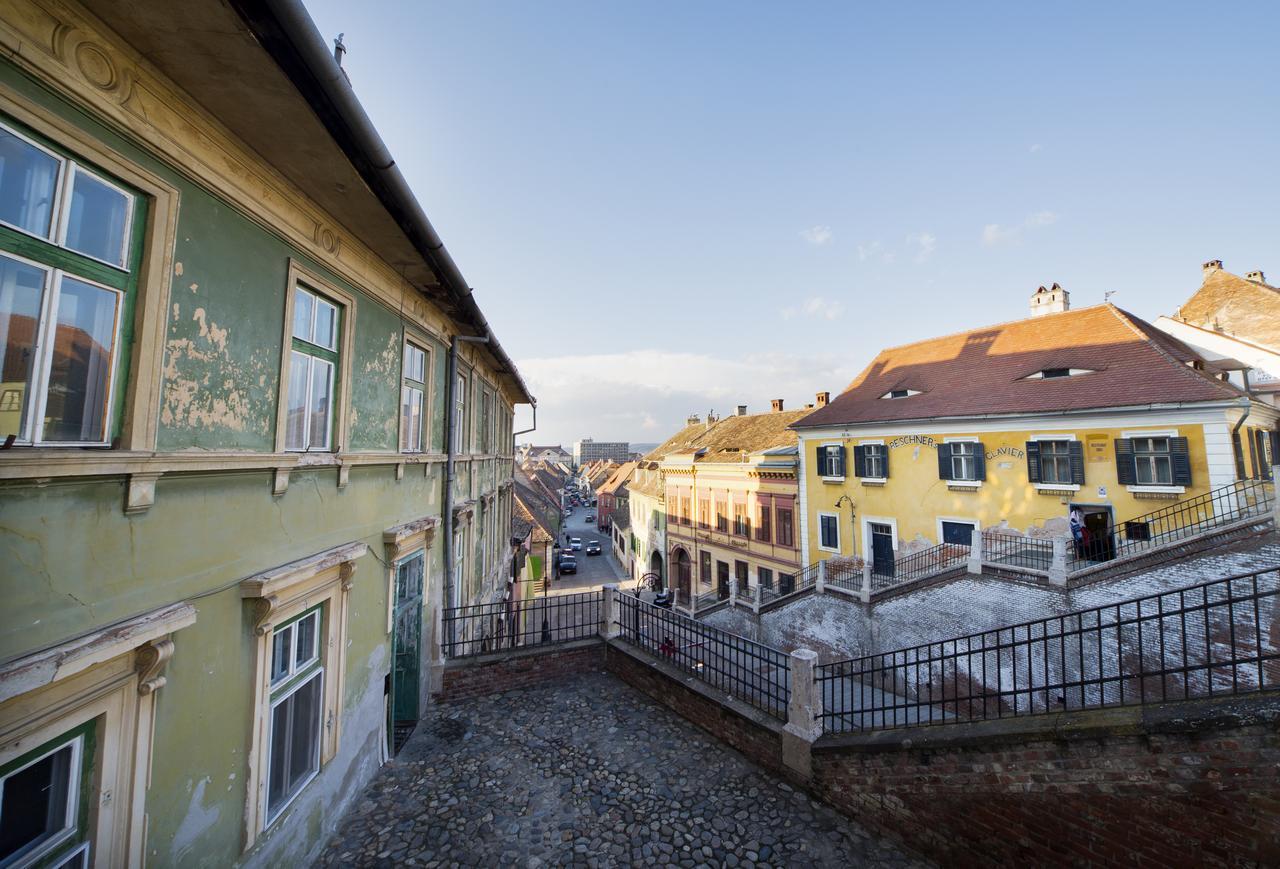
<box><xmin>853</xmin><ymin>445</ymin><xmax>866</xmax><ymax>478</ymax></box>
<box><xmin>816</xmin><ymin>443</ymin><xmax>828</xmax><ymax>476</ymax></box>
<box><xmin>1069</xmin><ymin>441</ymin><xmax>1085</xmax><ymax>485</ymax></box>
<box><xmin>1114</xmin><ymin>438</ymin><xmax>1136</xmax><ymax>485</ymax></box>
<box><xmin>974</xmin><ymin>443</ymin><xmax>987</xmax><ymax>481</ymax></box>
<box><xmin>1025</xmin><ymin>441</ymin><xmax>1041</xmax><ymax>483</ymax></box>
<box><xmin>1170</xmin><ymin>437</ymin><xmax>1192</xmax><ymax>486</ymax></box>
<box><xmin>835</xmin><ymin>445</ymin><xmax>846</xmax><ymax>478</ymax></box>
<box><xmin>937</xmin><ymin>443</ymin><xmax>952</xmax><ymax>480</ymax></box>
<box><xmin>882</xmin><ymin>446</ymin><xmax>891</xmax><ymax>479</ymax></box>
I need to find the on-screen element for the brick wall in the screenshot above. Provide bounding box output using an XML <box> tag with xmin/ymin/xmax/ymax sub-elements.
<box><xmin>811</xmin><ymin>696</ymin><xmax>1280</xmax><ymax>866</ymax></box>
<box><xmin>604</xmin><ymin>643</ymin><xmax>790</xmax><ymax>780</ymax></box>
<box><xmin>435</xmin><ymin>640</ymin><xmax>604</xmax><ymax>702</ymax></box>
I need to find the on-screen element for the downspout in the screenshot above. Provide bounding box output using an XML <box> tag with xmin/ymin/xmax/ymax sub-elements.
<box><xmin>444</xmin><ymin>333</ymin><xmax>491</xmax><ymax>631</ymax></box>
<box><xmin>1231</xmin><ymin>395</ymin><xmax>1252</xmax><ymax>482</ymax></box>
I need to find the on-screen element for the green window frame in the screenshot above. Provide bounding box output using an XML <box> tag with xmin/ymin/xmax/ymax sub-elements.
<box><xmin>0</xmin><ymin>117</ymin><xmax>147</xmax><ymax>447</ymax></box>
<box><xmin>284</xmin><ymin>284</ymin><xmax>342</xmax><ymax>452</ymax></box>
<box><xmin>0</xmin><ymin>718</ymin><xmax>97</xmax><ymax>868</ymax></box>
<box><xmin>265</xmin><ymin>604</ymin><xmax>324</xmax><ymax>825</ymax></box>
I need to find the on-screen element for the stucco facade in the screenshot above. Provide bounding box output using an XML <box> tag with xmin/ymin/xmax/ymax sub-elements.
<box><xmin>0</xmin><ymin>2</ymin><xmax>529</xmax><ymax>866</ymax></box>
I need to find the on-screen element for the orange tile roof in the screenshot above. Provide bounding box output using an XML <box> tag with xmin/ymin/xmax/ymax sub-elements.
<box><xmin>795</xmin><ymin>304</ymin><xmax>1243</xmax><ymax>428</ymax></box>
<box><xmin>1174</xmin><ymin>267</ymin><xmax>1280</xmax><ymax>350</ymax></box>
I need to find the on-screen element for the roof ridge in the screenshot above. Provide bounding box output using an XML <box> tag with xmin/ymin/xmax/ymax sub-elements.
<box><xmin>1105</xmin><ymin>305</ymin><xmax>1244</xmax><ymax>399</ymax></box>
<box><xmin>864</xmin><ymin>303</ymin><xmax>1114</xmax><ymax>359</ymax></box>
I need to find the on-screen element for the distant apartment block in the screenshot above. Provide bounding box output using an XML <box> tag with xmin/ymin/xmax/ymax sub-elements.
<box><xmin>573</xmin><ymin>438</ymin><xmax>630</xmax><ymax>466</ymax></box>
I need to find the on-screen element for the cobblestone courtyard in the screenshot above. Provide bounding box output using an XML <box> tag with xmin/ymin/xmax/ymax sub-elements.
<box><xmin>320</xmin><ymin>671</ymin><xmax>926</xmax><ymax>867</ymax></box>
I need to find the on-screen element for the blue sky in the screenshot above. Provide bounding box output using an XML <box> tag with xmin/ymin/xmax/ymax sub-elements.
<box><xmin>302</xmin><ymin>1</ymin><xmax>1279</xmax><ymax>446</ymax></box>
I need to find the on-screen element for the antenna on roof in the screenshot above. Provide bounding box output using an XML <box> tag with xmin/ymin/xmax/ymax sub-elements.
<box><xmin>333</xmin><ymin>33</ymin><xmax>347</xmax><ymax>67</ymax></box>
<box><xmin>1104</xmin><ymin>289</ymin><xmax>1117</xmax><ymax>304</ymax></box>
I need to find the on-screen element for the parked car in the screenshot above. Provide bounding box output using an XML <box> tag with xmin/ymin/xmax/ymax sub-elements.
<box><xmin>586</xmin><ymin>541</ymin><xmax>602</xmax><ymax>555</ymax></box>
<box><xmin>570</xmin><ymin>537</ymin><xmax>582</xmax><ymax>551</ymax></box>
<box><xmin>585</xmin><ymin>514</ymin><xmax>595</xmax><ymax>523</ymax></box>
<box><xmin>558</xmin><ymin>556</ymin><xmax>577</xmax><ymax>574</ymax></box>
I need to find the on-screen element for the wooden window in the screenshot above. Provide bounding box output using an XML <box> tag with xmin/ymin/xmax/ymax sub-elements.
<box><xmin>756</xmin><ymin>501</ymin><xmax>771</xmax><ymax>542</ymax></box>
<box><xmin>400</xmin><ymin>340</ymin><xmax>427</xmax><ymax>453</ymax></box>
<box><xmin>1115</xmin><ymin>436</ymin><xmax>1191</xmax><ymax>487</ymax></box>
<box><xmin>818</xmin><ymin>512</ymin><xmax>839</xmax><ymax>551</ymax></box>
<box><xmin>284</xmin><ymin>285</ymin><xmax>341</xmax><ymax>451</ymax></box>
<box><xmin>715</xmin><ymin>499</ymin><xmax>728</xmax><ymax>533</ymax></box>
<box><xmin>732</xmin><ymin>501</ymin><xmax>749</xmax><ymax>537</ymax></box>
<box><xmin>0</xmin><ymin>120</ymin><xmax>145</xmax><ymax>447</ymax></box>
<box><xmin>698</xmin><ymin>499</ymin><xmax>709</xmax><ymax>529</ymax></box>
<box><xmin>1026</xmin><ymin>439</ymin><xmax>1084</xmax><ymax>485</ymax></box>
<box><xmin>480</xmin><ymin>388</ymin><xmax>493</xmax><ymax>454</ymax></box>
<box><xmin>940</xmin><ymin>441</ymin><xmax>983</xmax><ymax>481</ymax></box>
<box><xmin>0</xmin><ymin>721</ymin><xmax>93</xmax><ymax>867</ymax></box>
<box><xmin>776</xmin><ymin>506</ymin><xmax>794</xmax><ymax>547</ymax></box>
<box><xmin>817</xmin><ymin>444</ymin><xmax>845</xmax><ymax>478</ymax></box>
<box><xmin>266</xmin><ymin>607</ymin><xmax>323</xmax><ymax>824</ymax></box>
<box><xmin>451</xmin><ymin>373</ymin><xmax>467</xmax><ymax>454</ymax></box>
<box><xmin>854</xmin><ymin>444</ymin><xmax>888</xmax><ymax>479</ymax></box>
<box><xmin>699</xmin><ymin>550</ymin><xmax>711</xmax><ymax>585</ymax></box>
<box><xmin>1255</xmin><ymin>429</ymin><xmax>1273</xmax><ymax>480</ymax></box>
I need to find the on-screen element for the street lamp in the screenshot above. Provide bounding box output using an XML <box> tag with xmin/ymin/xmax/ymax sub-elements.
<box><xmin>834</xmin><ymin>494</ymin><xmax>856</xmax><ymax>557</ymax></box>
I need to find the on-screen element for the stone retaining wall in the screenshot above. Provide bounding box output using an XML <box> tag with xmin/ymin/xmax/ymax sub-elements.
<box><xmin>811</xmin><ymin>695</ymin><xmax>1280</xmax><ymax>867</ymax></box>
<box><xmin>435</xmin><ymin>640</ymin><xmax>604</xmax><ymax>701</ymax></box>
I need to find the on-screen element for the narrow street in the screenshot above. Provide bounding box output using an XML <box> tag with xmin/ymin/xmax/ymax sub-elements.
<box><xmin>548</xmin><ymin>506</ymin><xmax>631</xmax><ymax>595</ymax></box>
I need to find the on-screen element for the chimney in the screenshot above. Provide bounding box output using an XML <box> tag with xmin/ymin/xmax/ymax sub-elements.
<box><xmin>1202</xmin><ymin>259</ymin><xmax>1223</xmax><ymax>278</ymax></box>
<box><xmin>1245</xmin><ymin>270</ymin><xmax>1266</xmax><ymax>284</ymax></box>
<box><xmin>736</xmin><ymin>404</ymin><xmax>748</xmax><ymax>417</ymax></box>
<box><xmin>770</xmin><ymin>399</ymin><xmax>784</xmax><ymax>413</ymax></box>
<box><xmin>686</xmin><ymin>414</ymin><xmax>700</xmax><ymax>426</ymax></box>
<box><xmin>816</xmin><ymin>391</ymin><xmax>830</xmax><ymax>408</ymax></box>
<box><xmin>804</xmin><ymin>403</ymin><xmax>814</xmax><ymax>410</ymax></box>
<box><xmin>1029</xmin><ymin>283</ymin><xmax>1069</xmax><ymax>318</ymax></box>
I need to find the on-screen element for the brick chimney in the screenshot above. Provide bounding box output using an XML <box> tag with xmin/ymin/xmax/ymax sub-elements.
<box><xmin>1202</xmin><ymin>259</ymin><xmax>1223</xmax><ymax>278</ymax></box>
<box><xmin>1245</xmin><ymin>270</ymin><xmax>1266</xmax><ymax>284</ymax></box>
<box><xmin>770</xmin><ymin>399</ymin><xmax>784</xmax><ymax>412</ymax></box>
<box><xmin>816</xmin><ymin>391</ymin><xmax>830</xmax><ymax>408</ymax></box>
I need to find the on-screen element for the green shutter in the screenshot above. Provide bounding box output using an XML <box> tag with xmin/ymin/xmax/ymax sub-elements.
<box><xmin>1170</xmin><ymin>437</ymin><xmax>1192</xmax><ymax>486</ymax></box>
<box><xmin>974</xmin><ymin>443</ymin><xmax>987</xmax><ymax>481</ymax></box>
<box><xmin>1114</xmin><ymin>438</ymin><xmax>1136</xmax><ymax>485</ymax></box>
<box><xmin>853</xmin><ymin>445</ymin><xmax>866</xmax><ymax>478</ymax></box>
<box><xmin>937</xmin><ymin>443</ymin><xmax>952</xmax><ymax>480</ymax></box>
<box><xmin>1069</xmin><ymin>441</ymin><xmax>1085</xmax><ymax>485</ymax></box>
<box><xmin>882</xmin><ymin>446</ymin><xmax>890</xmax><ymax>479</ymax></box>
<box><xmin>1026</xmin><ymin>441</ymin><xmax>1041</xmax><ymax>483</ymax></box>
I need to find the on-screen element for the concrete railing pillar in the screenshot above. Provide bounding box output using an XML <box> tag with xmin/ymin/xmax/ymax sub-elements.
<box><xmin>729</xmin><ymin>578</ymin><xmax>737</xmax><ymax>607</ymax></box>
<box><xmin>427</xmin><ymin>603</ymin><xmax>446</xmax><ymax>693</ymax></box>
<box><xmin>861</xmin><ymin>562</ymin><xmax>872</xmax><ymax>603</ymax></box>
<box><xmin>815</xmin><ymin>560</ymin><xmax>826</xmax><ymax>595</ymax></box>
<box><xmin>782</xmin><ymin>648</ymin><xmax>822</xmax><ymax>780</ymax></box>
<box><xmin>601</xmin><ymin>583</ymin><xmax>621</xmax><ymax>639</ymax></box>
<box><xmin>1048</xmin><ymin>536</ymin><xmax>1068</xmax><ymax>586</ymax></box>
<box><xmin>967</xmin><ymin>532</ymin><xmax>984</xmax><ymax>575</ymax></box>
<box><xmin>1270</xmin><ymin>473</ymin><xmax>1280</xmax><ymax>530</ymax></box>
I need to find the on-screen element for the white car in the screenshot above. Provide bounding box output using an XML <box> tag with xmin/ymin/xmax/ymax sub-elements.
<box><xmin>570</xmin><ymin>537</ymin><xmax>582</xmax><ymax>551</ymax></box>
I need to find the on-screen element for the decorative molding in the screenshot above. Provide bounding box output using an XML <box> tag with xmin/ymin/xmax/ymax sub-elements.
<box><xmin>272</xmin><ymin>467</ymin><xmax>290</xmax><ymax>497</ymax></box>
<box><xmin>134</xmin><ymin>636</ymin><xmax>174</xmax><ymax>695</ymax></box>
<box><xmin>124</xmin><ymin>471</ymin><xmax>162</xmax><ymax>514</ymax></box>
<box><xmin>239</xmin><ymin>541</ymin><xmax>367</xmax><ymax>636</ymax></box>
<box><xmin>337</xmin><ymin>463</ymin><xmax>350</xmax><ymax>489</ymax></box>
<box><xmin>395</xmin><ymin>462</ymin><xmax>405</xmax><ymax>481</ymax></box>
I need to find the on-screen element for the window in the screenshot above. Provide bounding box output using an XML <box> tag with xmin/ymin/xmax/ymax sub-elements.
<box><xmin>480</xmin><ymin>388</ymin><xmax>492</xmax><ymax>453</ymax></box>
<box><xmin>451</xmin><ymin>373</ymin><xmax>467</xmax><ymax>454</ymax></box>
<box><xmin>0</xmin><ymin>120</ymin><xmax>143</xmax><ymax>447</ymax></box>
<box><xmin>266</xmin><ymin>607</ymin><xmax>323</xmax><ymax>823</ymax></box>
<box><xmin>880</xmin><ymin>388</ymin><xmax>921</xmax><ymax>399</ymax></box>
<box><xmin>734</xmin><ymin>560</ymin><xmax>748</xmax><ymax>592</ymax></box>
<box><xmin>699</xmin><ymin>551</ymin><xmax>711</xmax><ymax>585</ymax></box>
<box><xmin>400</xmin><ymin>341</ymin><xmax>427</xmax><ymax>453</ymax></box>
<box><xmin>285</xmin><ymin>284</ymin><xmax>340</xmax><ymax>451</ymax></box>
<box><xmin>1026</xmin><ymin>438</ymin><xmax>1083</xmax><ymax>486</ymax></box>
<box><xmin>732</xmin><ymin>502</ymin><xmax>748</xmax><ymax>536</ymax></box>
<box><xmin>1232</xmin><ymin>430</ymin><xmax>1247</xmax><ymax>480</ymax></box>
<box><xmin>697</xmin><ymin>500</ymin><xmax>709</xmax><ymax>530</ymax></box>
<box><xmin>940</xmin><ymin>441</ymin><xmax>984</xmax><ymax>482</ymax></box>
<box><xmin>819</xmin><ymin>513</ymin><xmax>840</xmax><ymax>551</ymax></box>
<box><xmin>818</xmin><ymin>444</ymin><xmax>845</xmax><ymax>478</ymax></box>
<box><xmin>1024</xmin><ymin>368</ymin><xmax>1095</xmax><ymax>380</ymax></box>
<box><xmin>0</xmin><ymin>722</ymin><xmax>91</xmax><ymax>868</ymax></box>
<box><xmin>758</xmin><ymin>567</ymin><xmax>773</xmax><ymax>589</ymax></box>
<box><xmin>680</xmin><ymin>497</ymin><xmax>690</xmax><ymax>525</ymax></box>
<box><xmin>856</xmin><ymin>444</ymin><xmax>887</xmax><ymax>479</ymax></box>
<box><xmin>1132</xmin><ymin>437</ymin><xmax>1172</xmax><ymax>485</ymax></box>
<box><xmin>756</xmin><ymin>502</ymin><xmax>771</xmax><ymax>542</ymax></box>
<box><xmin>778</xmin><ymin>573</ymin><xmax>795</xmax><ymax>594</ymax></box>
<box><xmin>715</xmin><ymin>499</ymin><xmax>728</xmax><ymax>533</ymax></box>
<box><xmin>940</xmin><ymin>520</ymin><xmax>975</xmax><ymax>545</ymax></box>
<box><xmin>1255</xmin><ymin>429</ymin><xmax>1273</xmax><ymax>480</ymax></box>
<box><xmin>776</xmin><ymin>506</ymin><xmax>794</xmax><ymax>547</ymax></box>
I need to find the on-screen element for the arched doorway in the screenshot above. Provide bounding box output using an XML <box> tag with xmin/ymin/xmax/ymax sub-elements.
<box><xmin>673</xmin><ymin>547</ymin><xmax>691</xmax><ymax>604</ymax></box>
<box><xmin>649</xmin><ymin>550</ymin><xmax>665</xmax><ymax>590</ymax></box>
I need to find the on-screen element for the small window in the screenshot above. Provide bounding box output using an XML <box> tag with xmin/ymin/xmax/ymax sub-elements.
<box><xmin>285</xmin><ymin>285</ymin><xmax>341</xmax><ymax>451</ymax></box>
<box><xmin>819</xmin><ymin>513</ymin><xmax>839</xmax><ymax>550</ymax></box>
<box><xmin>451</xmin><ymin>374</ymin><xmax>467</xmax><ymax>454</ymax></box>
<box><xmin>1024</xmin><ymin>368</ymin><xmax>1095</xmax><ymax>380</ymax></box>
<box><xmin>863</xmin><ymin>444</ymin><xmax>887</xmax><ymax>478</ymax></box>
<box><xmin>819</xmin><ymin>444</ymin><xmax>845</xmax><ymax>478</ymax></box>
<box><xmin>776</xmin><ymin>507</ymin><xmax>795</xmax><ymax>547</ymax></box>
<box><xmin>732</xmin><ymin>502</ymin><xmax>749</xmax><ymax>537</ymax></box>
<box><xmin>951</xmin><ymin>442</ymin><xmax>978</xmax><ymax>481</ymax></box>
<box><xmin>756</xmin><ymin>503</ymin><xmax>771</xmax><ymax>542</ymax></box>
<box><xmin>1132</xmin><ymin>436</ymin><xmax>1172</xmax><ymax>485</ymax></box>
<box><xmin>879</xmin><ymin>388</ymin><xmax>921</xmax><ymax>399</ymax></box>
<box><xmin>699</xmin><ymin>551</ymin><xmax>711</xmax><ymax>585</ymax></box>
<box><xmin>1040</xmin><ymin>440</ymin><xmax>1073</xmax><ymax>484</ymax></box>
<box><xmin>715</xmin><ymin>500</ymin><xmax>728</xmax><ymax>533</ymax></box>
<box><xmin>400</xmin><ymin>341</ymin><xmax>427</xmax><ymax>453</ymax></box>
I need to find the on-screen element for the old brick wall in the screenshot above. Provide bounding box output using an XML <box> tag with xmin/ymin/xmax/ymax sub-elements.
<box><xmin>435</xmin><ymin>640</ymin><xmax>604</xmax><ymax>702</ymax></box>
<box><xmin>603</xmin><ymin>643</ymin><xmax>790</xmax><ymax>780</ymax></box>
<box><xmin>811</xmin><ymin>696</ymin><xmax>1280</xmax><ymax>867</ymax></box>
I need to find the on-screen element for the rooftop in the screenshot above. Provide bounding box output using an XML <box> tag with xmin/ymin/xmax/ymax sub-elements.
<box><xmin>1174</xmin><ymin>263</ymin><xmax>1280</xmax><ymax>351</ymax></box>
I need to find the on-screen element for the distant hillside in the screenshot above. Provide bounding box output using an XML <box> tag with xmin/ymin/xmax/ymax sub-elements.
<box><xmin>631</xmin><ymin>442</ymin><xmax>659</xmax><ymax>456</ymax></box>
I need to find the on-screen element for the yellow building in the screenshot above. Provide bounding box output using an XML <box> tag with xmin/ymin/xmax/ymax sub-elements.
<box><xmin>659</xmin><ymin>406</ymin><xmax>809</xmax><ymax>609</ymax></box>
<box><xmin>793</xmin><ymin>297</ymin><xmax>1278</xmax><ymax>574</ymax></box>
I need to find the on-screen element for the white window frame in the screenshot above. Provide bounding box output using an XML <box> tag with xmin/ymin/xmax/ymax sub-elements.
<box><xmin>817</xmin><ymin>511</ymin><xmax>841</xmax><ymax>553</ymax></box>
<box><xmin>264</xmin><ymin>657</ymin><xmax>324</xmax><ymax>825</ymax></box>
<box><xmin>1029</xmin><ymin>433</ymin><xmax>1078</xmax><ymax>490</ymax></box>
<box><xmin>936</xmin><ymin>516</ymin><xmax>979</xmax><ymax>547</ymax></box>
<box><xmin>452</xmin><ymin>372</ymin><xmax>468</xmax><ymax>455</ymax></box>
<box><xmin>819</xmin><ymin>441</ymin><xmax>845</xmax><ymax>481</ymax></box>
<box><xmin>0</xmin><ymin>731</ymin><xmax>84</xmax><ymax>866</ymax></box>
<box><xmin>1</xmin><ymin>252</ymin><xmax>125</xmax><ymax>447</ymax></box>
<box><xmin>400</xmin><ymin>338</ymin><xmax>429</xmax><ymax>454</ymax></box>
<box><xmin>858</xmin><ymin>439</ymin><xmax>887</xmax><ymax>483</ymax></box>
<box><xmin>944</xmin><ymin>436</ymin><xmax>981</xmax><ymax>485</ymax></box>
<box><xmin>1120</xmin><ymin>429</ymin><xmax>1185</xmax><ymax>494</ymax></box>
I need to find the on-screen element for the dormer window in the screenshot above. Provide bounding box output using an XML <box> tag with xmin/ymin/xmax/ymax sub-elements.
<box><xmin>880</xmin><ymin>388</ymin><xmax>922</xmax><ymax>399</ymax></box>
<box><xmin>1023</xmin><ymin>368</ymin><xmax>1095</xmax><ymax>380</ymax></box>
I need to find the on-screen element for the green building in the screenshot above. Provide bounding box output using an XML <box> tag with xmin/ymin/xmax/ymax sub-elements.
<box><xmin>0</xmin><ymin>0</ymin><xmax>533</xmax><ymax>864</ymax></box>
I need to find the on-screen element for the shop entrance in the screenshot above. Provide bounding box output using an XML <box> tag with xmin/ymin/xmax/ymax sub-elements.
<box><xmin>1069</xmin><ymin>503</ymin><xmax>1115</xmax><ymax>563</ymax></box>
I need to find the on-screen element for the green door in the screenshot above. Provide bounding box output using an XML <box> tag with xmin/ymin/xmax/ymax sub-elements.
<box><xmin>391</xmin><ymin>552</ymin><xmax>424</xmax><ymax>754</ymax></box>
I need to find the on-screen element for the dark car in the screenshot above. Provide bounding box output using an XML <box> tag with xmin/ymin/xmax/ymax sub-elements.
<box><xmin>585</xmin><ymin>514</ymin><xmax>595</xmax><ymax>524</ymax></box>
<box><xmin>558</xmin><ymin>556</ymin><xmax>577</xmax><ymax>574</ymax></box>
<box><xmin>585</xmin><ymin>541</ymin><xmax>602</xmax><ymax>555</ymax></box>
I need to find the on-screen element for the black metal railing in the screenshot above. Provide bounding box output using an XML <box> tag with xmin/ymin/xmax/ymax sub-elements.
<box><xmin>825</xmin><ymin>559</ymin><xmax>864</xmax><ymax>593</ymax></box>
<box><xmin>871</xmin><ymin>543</ymin><xmax>969</xmax><ymax>590</ymax></box>
<box><xmin>816</xmin><ymin>566</ymin><xmax>1280</xmax><ymax>733</ymax></box>
<box><xmin>615</xmin><ymin>594</ymin><xmax>791</xmax><ymax>719</ymax></box>
<box><xmin>442</xmin><ymin>591</ymin><xmax>601</xmax><ymax>659</ymax></box>
<box><xmin>758</xmin><ymin>561</ymin><xmax>820</xmax><ymax>606</ymax></box>
<box><xmin>1067</xmin><ymin>479</ymin><xmax>1275</xmax><ymax>571</ymax></box>
<box><xmin>694</xmin><ymin>588</ymin><xmax>724</xmax><ymax>610</ymax></box>
<box><xmin>981</xmin><ymin>530</ymin><xmax>1054</xmax><ymax>572</ymax></box>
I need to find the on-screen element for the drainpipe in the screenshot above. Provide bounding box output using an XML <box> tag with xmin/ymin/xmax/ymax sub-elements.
<box><xmin>444</xmin><ymin>333</ymin><xmax>491</xmax><ymax>628</ymax></box>
<box><xmin>1231</xmin><ymin>396</ymin><xmax>1252</xmax><ymax>483</ymax></box>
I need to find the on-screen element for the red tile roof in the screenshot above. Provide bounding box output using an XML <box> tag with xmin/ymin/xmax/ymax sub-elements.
<box><xmin>795</xmin><ymin>305</ymin><xmax>1243</xmax><ymax>429</ymax></box>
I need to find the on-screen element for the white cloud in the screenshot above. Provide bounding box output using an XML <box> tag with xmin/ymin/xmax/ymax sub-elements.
<box><xmin>515</xmin><ymin>349</ymin><xmax>862</xmax><ymax>445</ymax></box>
<box><xmin>782</xmin><ymin>295</ymin><xmax>845</xmax><ymax>321</ymax></box>
<box><xmin>856</xmin><ymin>240</ymin><xmax>882</xmax><ymax>262</ymax></box>
<box><xmin>800</xmin><ymin>225</ymin><xmax>833</xmax><ymax>245</ymax></box>
<box><xmin>907</xmin><ymin>232</ymin><xmax>936</xmax><ymax>263</ymax></box>
<box><xmin>1029</xmin><ymin>143</ymin><xmax>1043</xmax><ymax>153</ymax></box>
<box><xmin>982</xmin><ymin>211</ymin><xmax>1059</xmax><ymax>246</ymax></box>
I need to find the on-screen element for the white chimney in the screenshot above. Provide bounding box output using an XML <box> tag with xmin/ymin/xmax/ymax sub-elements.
<box><xmin>736</xmin><ymin>404</ymin><xmax>748</xmax><ymax>416</ymax></box>
<box><xmin>1029</xmin><ymin>282</ymin><xmax>1070</xmax><ymax>318</ymax></box>
<box><xmin>1203</xmin><ymin>259</ymin><xmax>1223</xmax><ymax>278</ymax></box>
<box><xmin>1245</xmin><ymin>270</ymin><xmax>1266</xmax><ymax>284</ymax></box>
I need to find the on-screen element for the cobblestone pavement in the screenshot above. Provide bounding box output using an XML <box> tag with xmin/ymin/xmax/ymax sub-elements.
<box><xmin>320</xmin><ymin>671</ymin><xmax>928</xmax><ymax>868</ymax></box>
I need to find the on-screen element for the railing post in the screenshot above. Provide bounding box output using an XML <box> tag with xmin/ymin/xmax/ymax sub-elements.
<box><xmin>1271</xmin><ymin>476</ymin><xmax>1280</xmax><ymax>531</ymax></box>
<box><xmin>816</xmin><ymin>560</ymin><xmax>826</xmax><ymax>595</ymax></box>
<box><xmin>427</xmin><ymin>602</ymin><xmax>446</xmax><ymax>694</ymax></box>
<box><xmin>1048</xmin><ymin>536</ymin><xmax>1068</xmax><ymax>586</ymax></box>
<box><xmin>860</xmin><ymin>561</ymin><xmax>872</xmax><ymax>603</ymax></box>
<box><xmin>729</xmin><ymin>578</ymin><xmax>737</xmax><ymax>608</ymax></box>
<box><xmin>967</xmin><ymin>532</ymin><xmax>984</xmax><ymax>575</ymax></box>
<box><xmin>601</xmin><ymin>584</ymin><xmax>620</xmax><ymax>640</ymax></box>
<box><xmin>783</xmin><ymin>648</ymin><xmax>822</xmax><ymax>781</ymax></box>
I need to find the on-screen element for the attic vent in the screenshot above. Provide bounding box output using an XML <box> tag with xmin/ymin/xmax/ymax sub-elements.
<box><xmin>1024</xmin><ymin>368</ymin><xmax>1096</xmax><ymax>380</ymax></box>
<box><xmin>880</xmin><ymin>388</ymin><xmax>922</xmax><ymax>399</ymax></box>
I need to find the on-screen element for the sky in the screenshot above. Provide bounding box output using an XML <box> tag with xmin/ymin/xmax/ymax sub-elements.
<box><xmin>301</xmin><ymin>1</ymin><xmax>1280</xmax><ymax>447</ymax></box>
